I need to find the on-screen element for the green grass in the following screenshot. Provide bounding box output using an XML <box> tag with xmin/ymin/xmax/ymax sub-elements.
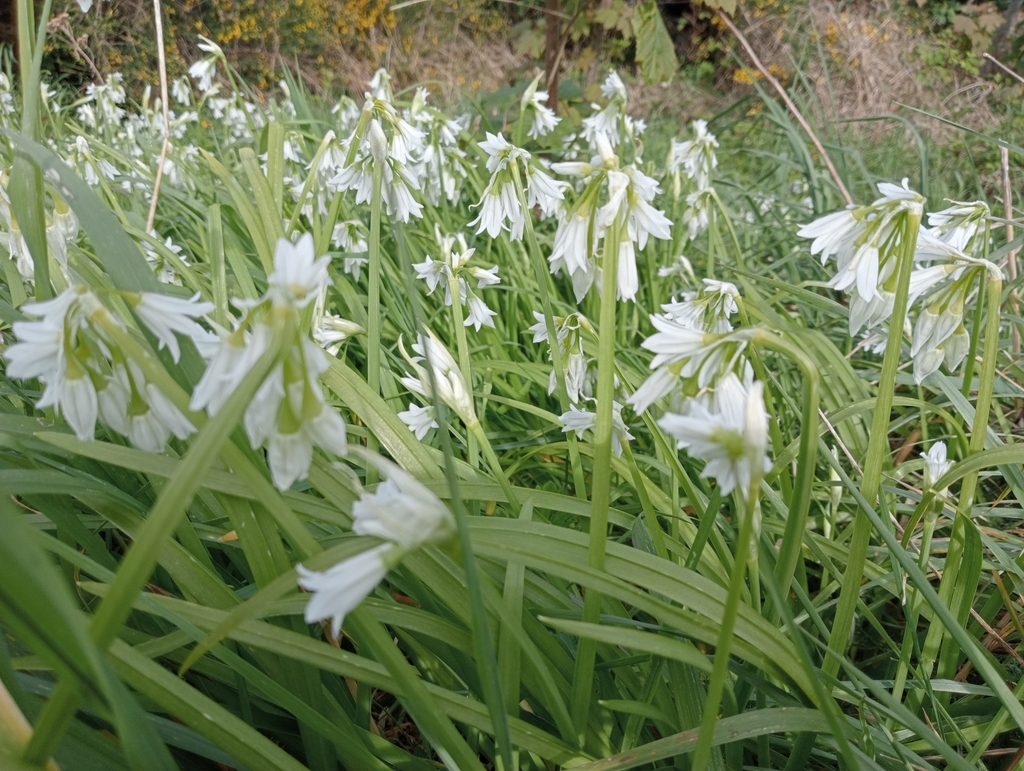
<box><xmin>2</xmin><ymin>4</ymin><xmax>1024</xmax><ymax>771</ymax></box>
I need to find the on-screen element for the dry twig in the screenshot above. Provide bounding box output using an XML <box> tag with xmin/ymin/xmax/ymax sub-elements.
<box><xmin>717</xmin><ymin>11</ymin><xmax>854</xmax><ymax>205</ymax></box>
<box><xmin>146</xmin><ymin>0</ymin><xmax>171</xmax><ymax>234</ymax></box>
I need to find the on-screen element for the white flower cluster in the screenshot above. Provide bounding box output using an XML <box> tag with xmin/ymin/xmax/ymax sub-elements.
<box><xmin>800</xmin><ymin>189</ymin><xmax>998</xmax><ymax>384</ymax></box>
<box><xmin>471</xmin><ymin>132</ymin><xmax>564</xmax><ymax>241</ymax></box>
<box><xmin>669</xmin><ymin>119</ymin><xmax>720</xmax><ymax>243</ymax></box>
<box><xmin>413</xmin><ymin>229</ymin><xmax>501</xmax><ymax>332</ymax></box>
<box><xmin>4</xmin><ymin>235</ymin><xmax>354</xmax><ymax>491</ymax></box>
<box><xmin>548</xmin><ymin>131</ymin><xmax>671</xmax><ymax>303</ymax></box>
<box><xmin>4</xmin><ymin>287</ymin><xmax>201</xmax><ymax>451</ymax></box>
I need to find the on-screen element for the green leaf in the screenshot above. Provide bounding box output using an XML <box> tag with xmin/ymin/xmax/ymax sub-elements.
<box><xmin>634</xmin><ymin>1</ymin><xmax>679</xmax><ymax>84</ymax></box>
<box><xmin>3</xmin><ymin>131</ymin><xmax>160</xmax><ymax>293</ymax></box>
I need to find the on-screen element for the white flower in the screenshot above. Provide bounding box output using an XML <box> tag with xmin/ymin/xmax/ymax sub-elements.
<box><xmin>521</xmin><ymin>76</ymin><xmax>560</xmax><ymax>139</ymax></box>
<box><xmin>351</xmin><ymin>453</ymin><xmax>456</xmax><ymax>548</ymax></box>
<box><xmin>296</xmin><ymin>450</ymin><xmax>456</xmax><ymax>636</ymax></box>
<box><xmin>670</xmin><ymin>119</ymin><xmax>719</xmax><ymax>190</ymax></box>
<box><xmin>297</xmin><ymin>544</ymin><xmax>392</xmax><ymax>637</ymax></box>
<box><xmin>75</xmin><ymin>0</ymin><xmax>94</xmax><ymax>11</ymax></box>
<box><xmin>560</xmin><ymin>400</ymin><xmax>634</xmax><ymax>456</ymax></box>
<box><xmin>243</xmin><ymin>339</ymin><xmax>349</xmax><ymax>490</ymax></box>
<box><xmin>132</xmin><ymin>292</ymin><xmax>214</xmax><ymax>363</ymax></box>
<box><xmin>37</xmin><ymin>365</ymin><xmax>98</xmax><ymax>442</ymax></box>
<box><xmin>662</xmin><ymin>279</ymin><xmax>740</xmax><ymax>333</ymax></box>
<box><xmin>344</xmin><ymin>256</ymin><xmax>368</xmax><ymax>281</ymax></box>
<box><xmin>398</xmin><ymin>403</ymin><xmax>438</xmax><ymax>440</ymax></box>
<box><xmin>189</xmin><ymin>58</ymin><xmax>217</xmax><ymax>94</ymax></box>
<box><xmin>332</xmin><ymin>220</ymin><xmax>368</xmax><ymax>253</ymax></box>
<box><xmin>683</xmin><ymin>188</ymin><xmax>714</xmax><ymax>240</ymax></box>
<box><xmin>471</xmin><ymin>177</ymin><xmax>523</xmax><ymax>239</ymax></box>
<box><xmin>191</xmin><ymin>323</ymin><xmax>272</xmax><ymax>415</ymax></box>
<box><xmin>465</xmin><ymin>296</ymin><xmax>497</xmax><ymax>331</ymax></box>
<box><xmin>926</xmin><ymin>200</ymin><xmax>989</xmax><ymax>253</ymax></box>
<box><xmin>315</xmin><ymin>315</ymin><xmax>363</xmax><ymax>356</ymax></box>
<box><xmin>399</xmin><ymin>331</ymin><xmax>475</xmax><ymax>423</ymax></box>
<box><xmin>658</xmin><ymin>374</ymin><xmax>771</xmax><ymax>496</ymax></box>
<box><xmin>922</xmin><ymin>442</ymin><xmax>952</xmax><ymax>491</ymax></box>
<box><xmin>268</xmin><ymin>233</ymin><xmax>331</xmax><ymax>309</ymax></box>
<box><xmin>171</xmin><ymin>77</ymin><xmax>191</xmax><ymax>106</ymax></box>
<box><xmin>525</xmin><ymin>166</ymin><xmax>564</xmax><ymax>217</ymax></box>
<box><xmin>127</xmin><ymin>393</ymin><xmax>195</xmax><ymax>452</ymax></box>
<box><xmin>628</xmin><ymin>316</ymin><xmax>750</xmax><ymax>415</ymax></box>
<box><xmin>798</xmin><ymin>179</ymin><xmax>925</xmax><ymax>332</ymax></box>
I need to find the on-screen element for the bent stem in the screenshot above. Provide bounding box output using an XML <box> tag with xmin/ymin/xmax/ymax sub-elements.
<box><xmin>751</xmin><ymin>330</ymin><xmax>821</xmax><ymax>609</ymax></box>
<box><xmin>510</xmin><ymin>164</ymin><xmax>588</xmax><ymax>498</ymax></box>
<box><xmin>958</xmin><ymin>270</ymin><xmax>1002</xmax><ymax>517</ymax></box>
<box><xmin>823</xmin><ymin>206</ymin><xmax>921</xmax><ymax>678</ymax></box>
<box><xmin>448</xmin><ymin>274</ymin><xmax>479</xmax><ymax>468</ymax></box>
<box><xmin>569</xmin><ymin>213</ymin><xmax>621</xmax><ymax>740</ymax></box>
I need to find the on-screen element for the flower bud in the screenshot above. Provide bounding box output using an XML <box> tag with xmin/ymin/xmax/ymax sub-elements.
<box><xmin>367</xmin><ymin>119</ymin><xmax>388</xmax><ymax>164</ymax></box>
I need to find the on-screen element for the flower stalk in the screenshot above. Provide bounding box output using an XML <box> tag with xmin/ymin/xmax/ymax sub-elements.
<box><xmin>958</xmin><ymin>269</ymin><xmax>1002</xmax><ymax>517</ymax></box>
<box><xmin>569</xmin><ymin>211</ymin><xmax>622</xmax><ymax>737</ymax></box>
<box><xmin>823</xmin><ymin>205</ymin><xmax>922</xmax><ymax>677</ymax></box>
<box><xmin>509</xmin><ymin>163</ymin><xmax>588</xmax><ymax>496</ymax></box>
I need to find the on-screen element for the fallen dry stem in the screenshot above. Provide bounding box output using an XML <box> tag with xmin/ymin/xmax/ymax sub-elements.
<box><xmin>718</xmin><ymin>11</ymin><xmax>853</xmax><ymax>205</ymax></box>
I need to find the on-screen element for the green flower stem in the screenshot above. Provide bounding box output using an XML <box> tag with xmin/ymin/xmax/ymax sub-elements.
<box><xmin>712</xmin><ymin>191</ymin><xmax>747</xmax><ymax>272</ymax></box>
<box><xmin>569</xmin><ymin>212</ymin><xmax>622</xmax><ymax>740</ymax></box>
<box><xmin>366</xmin><ymin>162</ymin><xmax>384</xmax><ymax>483</ymax></box>
<box><xmin>691</xmin><ymin>475</ymin><xmax>762</xmax><ymax>771</ymax></box>
<box><xmin>889</xmin><ymin>494</ymin><xmax>943</xmax><ymax>710</ymax></box>
<box><xmin>469</xmin><ymin>421</ymin><xmax>520</xmax><ymax>512</ymax></box>
<box><xmin>960</xmin><ymin>276</ymin><xmax>985</xmax><ymax>401</ymax></box>
<box><xmin>22</xmin><ymin>312</ymin><xmax>291</xmax><ymax>766</ymax></box>
<box><xmin>510</xmin><ymin>164</ymin><xmax>588</xmax><ymax>498</ymax></box>
<box><xmin>751</xmin><ymin>330</ymin><xmax>821</xmax><ymax>613</ymax></box>
<box><xmin>823</xmin><ymin>207</ymin><xmax>921</xmax><ymax>678</ymax></box>
<box><xmin>449</xmin><ymin>274</ymin><xmax>479</xmax><ymax>468</ymax></box>
<box><xmin>958</xmin><ymin>271</ymin><xmax>1002</xmax><ymax>517</ymax></box>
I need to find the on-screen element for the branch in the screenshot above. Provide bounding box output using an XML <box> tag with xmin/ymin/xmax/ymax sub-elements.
<box><xmin>717</xmin><ymin>11</ymin><xmax>853</xmax><ymax>206</ymax></box>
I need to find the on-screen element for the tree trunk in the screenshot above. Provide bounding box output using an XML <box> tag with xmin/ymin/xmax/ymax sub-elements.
<box><xmin>544</xmin><ymin>0</ymin><xmax>560</xmax><ymax>110</ymax></box>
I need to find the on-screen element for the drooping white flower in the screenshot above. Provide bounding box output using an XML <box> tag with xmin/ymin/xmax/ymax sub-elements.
<box><xmin>171</xmin><ymin>77</ymin><xmax>192</xmax><ymax>106</ymax></box>
<box><xmin>242</xmin><ymin>337</ymin><xmax>349</xmax><ymax>490</ymax></box>
<box><xmin>398</xmin><ymin>403</ymin><xmax>438</xmax><ymax>440</ymax></box>
<box><xmin>670</xmin><ymin>119</ymin><xmax>719</xmax><ymax>190</ymax></box>
<box><xmin>661</xmin><ymin>279</ymin><xmax>740</xmax><ymax>333</ymax></box>
<box><xmin>628</xmin><ymin>315</ymin><xmax>751</xmax><ymax>415</ymax></box>
<box><xmin>560</xmin><ymin>400</ymin><xmax>634</xmax><ymax>456</ymax></box>
<box><xmin>131</xmin><ymin>292</ymin><xmax>214</xmax><ymax>363</ymax></box>
<box><xmin>658</xmin><ymin>374</ymin><xmax>771</xmax><ymax>496</ymax></box>
<box><xmin>465</xmin><ymin>295</ymin><xmax>497</xmax><ymax>331</ymax></box>
<box><xmin>122</xmin><ymin>361</ymin><xmax>197</xmax><ymax>452</ymax></box>
<box><xmin>798</xmin><ymin>179</ymin><xmax>925</xmax><ymax>333</ymax></box>
<box><xmin>297</xmin><ymin>544</ymin><xmax>392</xmax><ymax>638</ymax></box>
<box><xmin>315</xmin><ymin>315</ymin><xmax>364</xmax><ymax>356</ymax></box>
<box><xmin>926</xmin><ymin>200</ymin><xmax>989</xmax><ymax>254</ymax></box>
<box><xmin>399</xmin><ymin>331</ymin><xmax>475</xmax><ymax>424</ymax></box>
<box><xmin>188</xmin><ymin>58</ymin><xmax>217</xmax><ymax>94</ymax></box>
<box><xmin>521</xmin><ymin>75</ymin><xmax>560</xmax><ymax>139</ymax></box>
<box><xmin>190</xmin><ymin>323</ymin><xmax>272</xmax><ymax>415</ymax></box>
<box><xmin>296</xmin><ymin>450</ymin><xmax>456</xmax><ymax>636</ymax></box>
<box><xmin>350</xmin><ymin>454</ymin><xmax>456</xmax><ymax>548</ymax></box>
<box><xmin>922</xmin><ymin>441</ymin><xmax>952</xmax><ymax>492</ymax></box>
<box><xmin>529</xmin><ymin>311</ymin><xmax>593</xmax><ymax>404</ymax></box>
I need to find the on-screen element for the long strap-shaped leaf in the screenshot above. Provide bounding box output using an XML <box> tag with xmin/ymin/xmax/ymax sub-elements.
<box><xmin>4</xmin><ymin>131</ymin><xmax>160</xmax><ymax>293</ymax></box>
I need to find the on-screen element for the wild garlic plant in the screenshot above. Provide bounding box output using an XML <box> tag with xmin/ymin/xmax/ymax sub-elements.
<box><xmin>2</xmin><ymin>14</ymin><xmax>1024</xmax><ymax>771</ymax></box>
